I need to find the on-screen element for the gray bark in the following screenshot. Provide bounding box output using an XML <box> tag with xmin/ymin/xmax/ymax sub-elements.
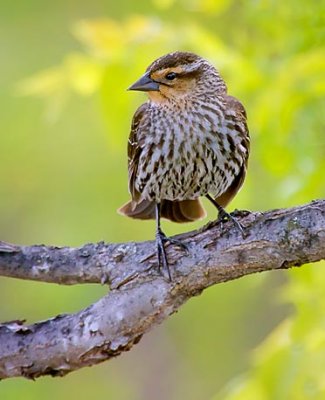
<box><xmin>0</xmin><ymin>200</ymin><xmax>324</xmax><ymax>380</ymax></box>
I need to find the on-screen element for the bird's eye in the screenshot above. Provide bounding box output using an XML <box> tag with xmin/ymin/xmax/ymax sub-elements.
<box><xmin>165</xmin><ymin>72</ymin><xmax>177</xmax><ymax>80</ymax></box>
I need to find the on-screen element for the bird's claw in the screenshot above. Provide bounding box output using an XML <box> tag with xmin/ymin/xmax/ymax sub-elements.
<box><xmin>167</xmin><ymin>236</ymin><xmax>189</xmax><ymax>252</ymax></box>
<box><xmin>217</xmin><ymin>209</ymin><xmax>246</xmax><ymax>238</ymax></box>
<box><xmin>156</xmin><ymin>231</ymin><xmax>171</xmax><ymax>280</ymax></box>
<box><xmin>206</xmin><ymin>194</ymin><xmax>246</xmax><ymax>238</ymax></box>
<box><xmin>156</xmin><ymin>229</ymin><xmax>188</xmax><ymax>281</ymax></box>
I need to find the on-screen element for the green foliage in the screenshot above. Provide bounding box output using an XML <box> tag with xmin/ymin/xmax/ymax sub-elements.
<box><xmin>0</xmin><ymin>1</ymin><xmax>324</xmax><ymax>399</ymax></box>
<box><xmin>214</xmin><ymin>263</ymin><xmax>325</xmax><ymax>400</ymax></box>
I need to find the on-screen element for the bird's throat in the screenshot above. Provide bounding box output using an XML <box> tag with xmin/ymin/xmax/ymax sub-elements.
<box><xmin>147</xmin><ymin>90</ymin><xmax>169</xmax><ymax>104</ymax></box>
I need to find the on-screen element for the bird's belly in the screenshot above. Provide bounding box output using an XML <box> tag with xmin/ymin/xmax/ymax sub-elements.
<box><xmin>136</xmin><ymin>137</ymin><xmax>238</xmax><ymax>202</ymax></box>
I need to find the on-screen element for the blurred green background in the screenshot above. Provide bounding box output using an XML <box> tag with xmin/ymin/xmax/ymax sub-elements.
<box><xmin>0</xmin><ymin>1</ymin><xmax>324</xmax><ymax>399</ymax></box>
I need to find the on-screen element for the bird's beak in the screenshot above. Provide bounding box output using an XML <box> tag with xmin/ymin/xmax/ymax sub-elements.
<box><xmin>128</xmin><ymin>72</ymin><xmax>160</xmax><ymax>92</ymax></box>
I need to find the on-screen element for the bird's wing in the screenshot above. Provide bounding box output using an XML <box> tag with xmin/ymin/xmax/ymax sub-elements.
<box><xmin>225</xmin><ymin>94</ymin><xmax>250</xmax><ymax>156</ymax></box>
<box><xmin>127</xmin><ymin>102</ymin><xmax>149</xmax><ymax>202</ymax></box>
<box><xmin>214</xmin><ymin>95</ymin><xmax>250</xmax><ymax>207</ymax></box>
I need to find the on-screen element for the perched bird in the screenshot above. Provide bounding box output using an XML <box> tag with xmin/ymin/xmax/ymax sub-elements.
<box><xmin>119</xmin><ymin>51</ymin><xmax>250</xmax><ymax>280</ymax></box>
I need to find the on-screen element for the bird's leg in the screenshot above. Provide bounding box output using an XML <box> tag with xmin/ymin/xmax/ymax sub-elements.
<box><xmin>155</xmin><ymin>203</ymin><xmax>172</xmax><ymax>281</ymax></box>
<box><xmin>206</xmin><ymin>194</ymin><xmax>244</xmax><ymax>236</ymax></box>
<box><xmin>155</xmin><ymin>203</ymin><xmax>188</xmax><ymax>281</ymax></box>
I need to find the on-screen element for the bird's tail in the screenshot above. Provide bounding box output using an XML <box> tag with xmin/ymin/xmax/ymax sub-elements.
<box><xmin>118</xmin><ymin>199</ymin><xmax>206</xmax><ymax>223</ymax></box>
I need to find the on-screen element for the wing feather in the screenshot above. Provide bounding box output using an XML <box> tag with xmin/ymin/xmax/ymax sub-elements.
<box><xmin>215</xmin><ymin>95</ymin><xmax>250</xmax><ymax>207</ymax></box>
<box><xmin>127</xmin><ymin>102</ymin><xmax>149</xmax><ymax>202</ymax></box>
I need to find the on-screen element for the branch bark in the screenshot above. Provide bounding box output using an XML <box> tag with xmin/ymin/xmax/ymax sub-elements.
<box><xmin>0</xmin><ymin>200</ymin><xmax>324</xmax><ymax>380</ymax></box>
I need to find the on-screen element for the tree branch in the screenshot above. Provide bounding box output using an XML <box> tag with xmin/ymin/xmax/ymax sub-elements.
<box><xmin>0</xmin><ymin>200</ymin><xmax>324</xmax><ymax>379</ymax></box>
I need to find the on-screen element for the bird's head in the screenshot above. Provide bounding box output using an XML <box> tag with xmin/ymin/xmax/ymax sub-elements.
<box><xmin>128</xmin><ymin>51</ymin><xmax>227</xmax><ymax>103</ymax></box>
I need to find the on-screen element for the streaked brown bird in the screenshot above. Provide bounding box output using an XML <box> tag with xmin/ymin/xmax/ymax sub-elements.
<box><xmin>119</xmin><ymin>51</ymin><xmax>250</xmax><ymax>280</ymax></box>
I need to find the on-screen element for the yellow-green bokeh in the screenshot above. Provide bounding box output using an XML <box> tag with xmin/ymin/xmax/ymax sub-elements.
<box><xmin>0</xmin><ymin>1</ymin><xmax>324</xmax><ymax>399</ymax></box>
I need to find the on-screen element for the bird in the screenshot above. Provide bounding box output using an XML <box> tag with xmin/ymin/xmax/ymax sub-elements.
<box><xmin>118</xmin><ymin>51</ymin><xmax>250</xmax><ymax>280</ymax></box>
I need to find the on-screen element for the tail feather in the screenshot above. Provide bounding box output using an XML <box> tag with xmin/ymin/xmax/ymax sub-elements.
<box><xmin>118</xmin><ymin>199</ymin><xmax>155</xmax><ymax>220</ymax></box>
<box><xmin>118</xmin><ymin>198</ymin><xmax>206</xmax><ymax>223</ymax></box>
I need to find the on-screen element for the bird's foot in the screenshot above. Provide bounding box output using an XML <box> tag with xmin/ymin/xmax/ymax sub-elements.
<box><xmin>167</xmin><ymin>236</ymin><xmax>189</xmax><ymax>252</ymax></box>
<box><xmin>156</xmin><ymin>229</ymin><xmax>188</xmax><ymax>281</ymax></box>
<box><xmin>217</xmin><ymin>208</ymin><xmax>246</xmax><ymax>237</ymax></box>
<box><xmin>206</xmin><ymin>194</ymin><xmax>246</xmax><ymax>237</ymax></box>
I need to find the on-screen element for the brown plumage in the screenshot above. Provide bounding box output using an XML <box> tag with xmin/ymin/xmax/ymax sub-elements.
<box><xmin>118</xmin><ymin>51</ymin><xmax>250</xmax><ymax>279</ymax></box>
